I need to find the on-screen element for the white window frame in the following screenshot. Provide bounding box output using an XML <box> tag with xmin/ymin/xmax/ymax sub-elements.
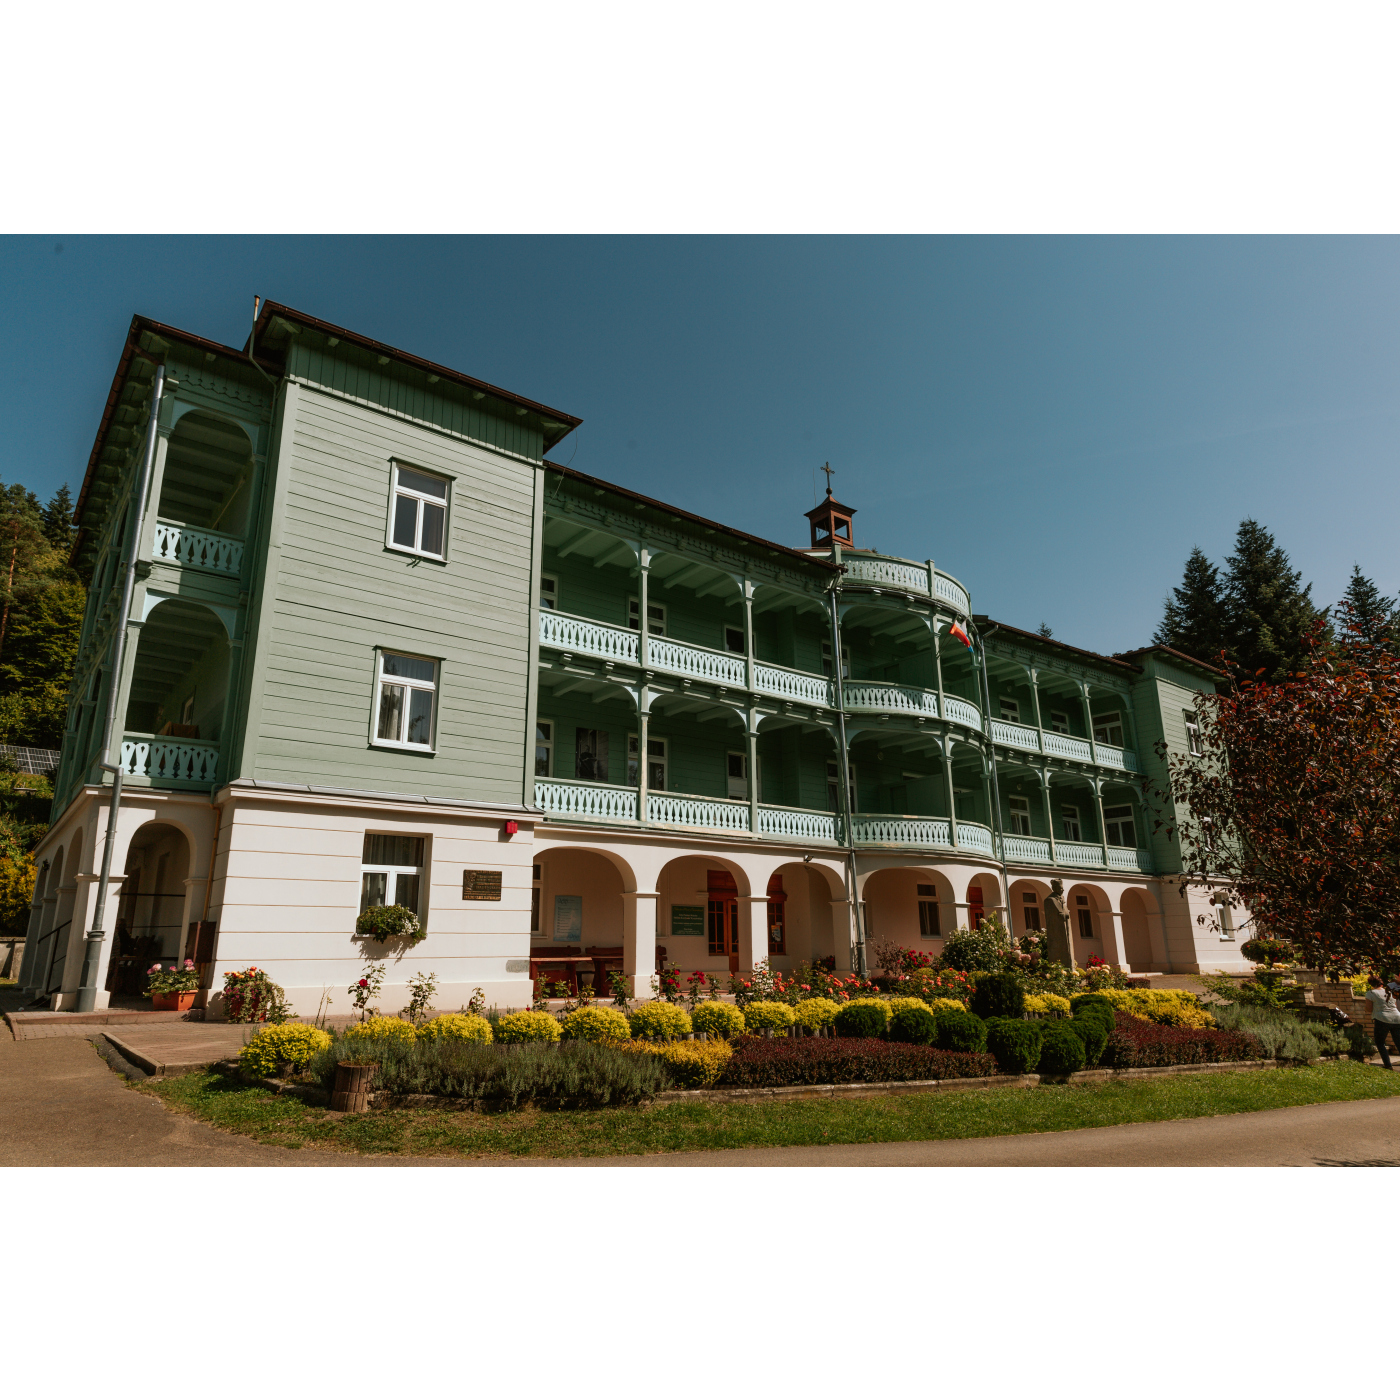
<box><xmin>628</xmin><ymin>597</ymin><xmax>667</xmax><ymax>636</ymax></box>
<box><xmin>1103</xmin><ymin>803</ymin><xmax>1135</xmax><ymax>848</ymax></box>
<box><xmin>1061</xmin><ymin>804</ymin><xmax>1082</xmax><ymax>841</ymax></box>
<box><xmin>540</xmin><ymin>575</ymin><xmax>558</xmax><ymax>611</ymax></box>
<box><xmin>360</xmin><ymin>834</ymin><xmax>426</xmax><ymax>919</ymax></box>
<box><xmin>386</xmin><ymin>461</ymin><xmax>450</xmax><ymax>561</ymax></box>
<box><xmin>1008</xmin><ymin>794</ymin><xmax>1032</xmax><ymax>836</ymax></box>
<box><xmin>1214</xmin><ymin>894</ymin><xmax>1236</xmax><ymax>941</ymax></box>
<box><xmin>534</xmin><ymin>718</ymin><xmax>554</xmax><ymax>778</ymax></box>
<box><xmin>1092</xmin><ymin>711</ymin><xmax>1125</xmax><ymax>746</ymax></box>
<box><xmin>1184</xmin><ymin>710</ymin><xmax>1203</xmax><ymax>756</ymax></box>
<box><xmin>724</xmin><ymin>625</ymin><xmax>746</xmax><ymax>655</ymax></box>
<box><xmin>628</xmin><ymin>733</ymin><xmax>667</xmax><ymax>788</ymax></box>
<box><xmin>821</xmin><ymin>640</ymin><xmax>851</xmax><ymax>680</ymax></box>
<box><xmin>1049</xmin><ymin>710</ymin><xmax>1070</xmax><ymax>734</ymax></box>
<box><xmin>726</xmin><ymin>750</ymin><xmax>749</xmax><ymax>800</ymax></box>
<box><xmin>999</xmin><ymin>697</ymin><xmax>1020</xmax><ymax>724</ymax></box>
<box><xmin>917</xmin><ymin>883</ymin><xmax>941</xmax><ymax>939</ymax></box>
<box><xmin>370</xmin><ymin>650</ymin><xmax>438</xmax><ymax>751</ymax></box>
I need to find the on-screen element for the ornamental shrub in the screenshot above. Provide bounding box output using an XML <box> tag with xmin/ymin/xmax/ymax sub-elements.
<box><xmin>933</xmin><ymin>1008</ymin><xmax>988</xmax><ymax>1054</ymax></box>
<box><xmin>1089</xmin><ymin>988</ymin><xmax>1216</xmax><ymax>1029</ymax></box>
<box><xmin>984</xmin><ymin>1018</ymin><xmax>1043</xmax><ymax>1074</ymax></box>
<box><xmin>692</xmin><ymin>1001</ymin><xmax>747</xmax><ymax>1038</ymax></box>
<box><xmin>417</xmin><ymin>1013</ymin><xmax>492</xmax><ymax>1043</ymax></box>
<box><xmin>834</xmin><ymin>1000</ymin><xmax>889</xmax><ymax>1039</ymax></box>
<box><xmin>627</xmin><ymin>1001</ymin><xmax>691</xmax><ymax>1040</ymax></box>
<box><xmin>495</xmin><ymin>1010</ymin><xmax>562</xmax><ymax>1043</ymax></box>
<box><xmin>971</xmin><ymin>972</ymin><xmax>1025</xmax><ymax>1021</ymax></box>
<box><xmin>1024</xmin><ymin>993</ymin><xmax>1072</xmax><ymax>1018</ymax></box>
<box><xmin>888</xmin><ymin>1005</ymin><xmax>939</xmax><ymax>1045</ymax></box>
<box><xmin>939</xmin><ymin>918</ymin><xmax>1013</xmax><ymax>973</ymax></box>
<box><xmin>717</xmin><ymin>1036</ymin><xmax>997</xmax><ymax>1087</ymax></box>
<box><xmin>887</xmin><ymin>996</ymin><xmax>932</xmax><ymax>1019</ymax></box>
<box><xmin>238</xmin><ymin>1024</ymin><xmax>332</xmax><ymax>1079</ymax></box>
<box><xmin>343</xmin><ymin>1015</ymin><xmax>417</xmax><ymax>1045</ymax></box>
<box><xmin>627</xmin><ymin>1038</ymin><xmax>733</xmax><ymax>1087</ymax></box>
<box><xmin>563</xmin><ymin>1006</ymin><xmax>632</xmax><ymax>1042</ymax></box>
<box><xmin>926</xmin><ymin>997</ymin><xmax>969</xmax><ymax>1017</ymax></box>
<box><xmin>790</xmin><ymin>997</ymin><xmax>840</xmax><ymax>1031</ymax></box>
<box><xmin>847</xmin><ymin>996</ymin><xmax>893</xmax><ymax>1027</ymax></box>
<box><xmin>1036</xmin><ymin>1019</ymin><xmax>1087</xmax><ymax>1077</ymax></box>
<box><xmin>1067</xmin><ymin>1010</ymin><xmax>1110</xmax><ymax>1067</ymax></box>
<box><xmin>355</xmin><ymin>902</ymin><xmax>425</xmax><ymax>944</ymax></box>
<box><xmin>1070</xmin><ymin>993</ymin><xmax>1117</xmax><ymax>1028</ymax></box>
<box><xmin>743</xmin><ymin>1000</ymin><xmax>796</xmax><ymax>1033</ymax></box>
<box><xmin>1098</xmin><ymin>1011</ymin><xmax>1263</xmax><ymax>1069</ymax></box>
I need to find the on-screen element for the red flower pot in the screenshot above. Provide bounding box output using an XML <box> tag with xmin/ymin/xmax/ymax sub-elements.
<box><xmin>152</xmin><ymin>991</ymin><xmax>197</xmax><ymax>1012</ymax></box>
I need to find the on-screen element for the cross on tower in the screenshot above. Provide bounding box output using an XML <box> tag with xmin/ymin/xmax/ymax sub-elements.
<box><xmin>820</xmin><ymin>461</ymin><xmax>835</xmax><ymax>495</ymax></box>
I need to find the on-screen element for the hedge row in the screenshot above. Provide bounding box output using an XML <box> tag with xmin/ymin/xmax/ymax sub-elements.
<box><xmin>716</xmin><ymin>1036</ymin><xmax>998</xmax><ymax>1088</ymax></box>
<box><xmin>1098</xmin><ymin>1012</ymin><xmax>1263</xmax><ymax>1069</ymax></box>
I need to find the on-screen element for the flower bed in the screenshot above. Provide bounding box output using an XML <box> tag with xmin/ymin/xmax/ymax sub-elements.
<box><xmin>716</xmin><ymin>1035</ymin><xmax>998</xmax><ymax>1088</ymax></box>
<box><xmin>1098</xmin><ymin>1012</ymin><xmax>1263</xmax><ymax>1069</ymax></box>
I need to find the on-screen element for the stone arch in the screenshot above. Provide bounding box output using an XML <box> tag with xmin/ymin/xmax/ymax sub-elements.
<box><xmin>159</xmin><ymin>409</ymin><xmax>256</xmax><ymax>536</ymax></box>
<box><xmin>762</xmin><ymin>859</ymin><xmax>846</xmax><ymax>968</ymax></box>
<box><xmin>116</xmin><ymin>820</ymin><xmax>194</xmax><ymax>974</ymax></box>
<box><xmin>862</xmin><ymin>865</ymin><xmax>957</xmax><ymax>957</ymax></box>
<box><xmin>1066</xmin><ymin>881</ymin><xmax>1111</xmax><ymax>956</ymax></box>
<box><xmin>1008</xmin><ymin>875</ymin><xmax>1053</xmax><ymax>939</ymax></box>
<box><xmin>965</xmin><ymin>870</ymin><xmax>1001</xmax><ymax>928</ymax></box>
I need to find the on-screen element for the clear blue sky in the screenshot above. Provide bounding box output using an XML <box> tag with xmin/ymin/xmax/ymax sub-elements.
<box><xmin>3</xmin><ymin>235</ymin><xmax>1396</xmax><ymax>655</ymax></box>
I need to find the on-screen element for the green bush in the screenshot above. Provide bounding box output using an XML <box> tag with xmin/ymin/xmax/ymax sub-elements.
<box><xmin>938</xmin><ymin>918</ymin><xmax>1012</xmax><ymax>973</ymax></box>
<box><xmin>1211</xmin><ymin>1004</ymin><xmax>1352</xmax><ymax>1060</ymax></box>
<box><xmin>888</xmin><ymin>1005</ymin><xmax>939</xmax><ymax>1045</ymax></box>
<box><xmin>933</xmin><ymin>1008</ymin><xmax>988</xmax><ymax>1054</ymax></box>
<box><xmin>627</xmin><ymin>1001</ymin><xmax>692</xmax><ymax>1040</ymax></box>
<box><xmin>1067</xmin><ymin>1012</ymin><xmax>1110</xmax><ymax>1066</ymax></box>
<box><xmin>834</xmin><ymin>1001</ymin><xmax>889</xmax><ymax>1038</ymax></box>
<box><xmin>495</xmin><ymin>1010</ymin><xmax>562</xmax><ymax>1043</ymax></box>
<box><xmin>562</xmin><ymin>1006</ymin><xmax>631</xmax><ymax>1042</ymax></box>
<box><xmin>1070</xmin><ymin>993</ymin><xmax>1116</xmax><ymax>1025</ymax></box>
<box><xmin>692</xmin><ymin>1001</ymin><xmax>747</xmax><ymax>1038</ymax></box>
<box><xmin>790</xmin><ymin>997</ymin><xmax>840</xmax><ymax>1031</ymax></box>
<box><xmin>238</xmin><ymin>1024</ymin><xmax>332</xmax><ymax>1079</ymax></box>
<box><xmin>743</xmin><ymin>1000</ymin><xmax>796</xmax><ymax>1033</ymax></box>
<box><xmin>1036</xmin><ymin>1019</ymin><xmax>1087</xmax><ymax>1077</ymax></box>
<box><xmin>417</xmin><ymin>1013</ymin><xmax>492</xmax><ymax>1043</ymax></box>
<box><xmin>971</xmin><ymin>972</ymin><xmax>1025</xmax><ymax>1020</ymax></box>
<box><xmin>343</xmin><ymin>1015</ymin><xmax>416</xmax><ymax>1045</ymax></box>
<box><xmin>985</xmin><ymin>1018</ymin><xmax>1043</xmax><ymax>1074</ymax></box>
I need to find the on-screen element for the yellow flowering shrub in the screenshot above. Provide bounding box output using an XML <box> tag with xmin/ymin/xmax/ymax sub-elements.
<box><xmin>1092</xmin><ymin>989</ymin><xmax>1215</xmax><ymax>1028</ymax></box>
<box><xmin>845</xmin><ymin>996</ymin><xmax>892</xmax><ymax>1027</ymax></box>
<box><xmin>791</xmin><ymin>997</ymin><xmax>840</xmax><ymax>1030</ymax></box>
<box><xmin>417</xmin><ymin>1013</ymin><xmax>493</xmax><ymax>1043</ymax></box>
<box><xmin>742</xmin><ymin>1000</ymin><xmax>796</xmax><ymax>1032</ymax></box>
<box><xmin>562</xmin><ymin>1006</ymin><xmax>631</xmax><ymax>1042</ymax></box>
<box><xmin>627</xmin><ymin>1001</ymin><xmax>692</xmax><ymax>1039</ymax></box>
<box><xmin>495</xmin><ymin>1010</ymin><xmax>562</xmax><ymax>1043</ymax></box>
<box><xmin>343</xmin><ymin>1015</ymin><xmax>417</xmax><ymax>1044</ymax></box>
<box><xmin>626</xmin><ymin>1038</ymin><xmax>733</xmax><ymax>1087</ymax></box>
<box><xmin>1024</xmin><ymin>994</ymin><xmax>1072</xmax><ymax>1018</ymax></box>
<box><xmin>238</xmin><ymin>1024</ymin><xmax>332</xmax><ymax>1079</ymax></box>
<box><xmin>691</xmin><ymin>1001</ymin><xmax>746</xmax><ymax>1038</ymax></box>
<box><xmin>887</xmin><ymin>996</ymin><xmax>932</xmax><ymax>1019</ymax></box>
<box><xmin>926</xmin><ymin>998</ymin><xmax>968</xmax><ymax>1017</ymax></box>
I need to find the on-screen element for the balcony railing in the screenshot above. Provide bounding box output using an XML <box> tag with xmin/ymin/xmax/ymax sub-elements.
<box><xmin>843</xmin><ymin>681</ymin><xmax>939</xmax><ymax>720</ymax></box>
<box><xmin>120</xmin><ymin>734</ymin><xmax>219</xmax><ymax>784</ymax></box>
<box><xmin>153</xmin><ymin>521</ymin><xmax>243</xmax><ymax>577</ymax></box>
<box><xmin>646</xmin><ymin>637</ymin><xmax>746</xmax><ymax>687</ymax></box>
<box><xmin>535</xmin><ymin>778</ymin><xmax>638</xmax><ymax>820</ymax></box>
<box><xmin>753</xmin><ymin>663</ymin><xmax>834</xmax><ymax>706</ymax></box>
<box><xmin>989</xmin><ymin>720</ymin><xmax>1139</xmax><ymax>772</ymax></box>
<box><xmin>539</xmin><ymin>611</ymin><xmax>639</xmax><ymax>664</ymax></box>
<box><xmin>852</xmin><ymin>814</ymin><xmax>953</xmax><ymax>847</ymax></box>
<box><xmin>841</xmin><ymin>556</ymin><xmax>972</xmax><ymax>615</ymax></box>
<box><xmin>757</xmin><ymin>806</ymin><xmax>837</xmax><ymax>841</ymax></box>
<box><xmin>648</xmin><ymin>792</ymin><xmax>750</xmax><ymax>831</ymax></box>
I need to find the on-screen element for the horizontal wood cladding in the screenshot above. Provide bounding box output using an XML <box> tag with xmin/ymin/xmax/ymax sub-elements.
<box><xmin>288</xmin><ymin>344</ymin><xmax>544</xmax><ymax>462</ymax></box>
<box><xmin>248</xmin><ymin>389</ymin><xmax>535</xmax><ymax>803</ymax></box>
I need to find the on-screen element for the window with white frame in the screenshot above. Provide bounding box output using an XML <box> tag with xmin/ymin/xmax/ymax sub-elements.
<box><xmin>628</xmin><ymin>733</ymin><xmax>667</xmax><ymax>789</ymax></box>
<box><xmin>917</xmin><ymin>884</ymin><xmax>941</xmax><ymax>939</ymax></box>
<box><xmin>1092</xmin><ymin>711</ymin><xmax>1125</xmax><ymax>746</ymax></box>
<box><xmin>360</xmin><ymin>834</ymin><xmax>425</xmax><ymax>917</ymax></box>
<box><xmin>1022</xmin><ymin>890</ymin><xmax>1042</xmax><ymax>931</ymax></box>
<box><xmin>727</xmin><ymin>751</ymin><xmax>748</xmax><ymax>800</ymax></box>
<box><xmin>1061</xmin><ymin>804</ymin><xmax>1082</xmax><ymax>841</ymax></box>
<box><xmin>534</xmin><ymin>719</ymin><xmax>553</xmax><ymax>777</ymax></box>
<box><xmin>540</xmin><ymin>575</ymin><xmax>558</xmax><ymax>611</ymax></box>
<box><xmin>373</xmin><ymin>652</ymin><xmax>437</xmax><ymax>749</ymax></box>
<box><xmin>999</xmin><ymin>697</ymin><xmax>1021</xmax><ymax>723</ymax></box>
<box><xmin>1103</xmin><ymin>803</ymin><xmax>1135</xmax><ymax>847</ymax></box>
<box><xmin>1075</xmin><ymin>893</ymin><xmax>1095</xmax><ymax>939</ymax></box>
<box><xmin>628</xmin><ymin>597</ymin><xmax>666</xmax><ymax>635</ymax></box>
<box><xmin>1008</xmin><ymin>794</ymin><xmax>1032</xmax><ymax>836</ymax></box>
<box><xmin>1184</xmin><ymin>710</ymin><xmax>1203</xmax><ymax>756</ymax></box>
<box><xmin>827</xmin><ymin>759</ymin><xmax>856</xmax><ymax>812</ymax></box>
<box><xmin>724</xmin><ymin>625</ymin><xmax>745</xmax><ymax>654</ymax></box>
<box><xmin>1049</xmin><ymin>710</ymin><xmax>1070</xmax><ymax>734</ymax></box>
<box><xmin>388</xmin><ymin>464</ymin><xmax>449</xmax><ymax>559</ymax></box>
<box><xmin>1213</xmin><ymin>894</ymin><xmax>1236</xmax><ymax>941</ymax></box>
<box><xmin>821</xmin><ymin>639</ymin><xmax>851</xmax><ymax>680</ymax></box>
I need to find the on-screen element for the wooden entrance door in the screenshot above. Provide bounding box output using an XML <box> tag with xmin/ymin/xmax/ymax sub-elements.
<box><xmin>707</xmin><ymin>869</ymin><xmax>740</xmax><ymax>973</ymax></box>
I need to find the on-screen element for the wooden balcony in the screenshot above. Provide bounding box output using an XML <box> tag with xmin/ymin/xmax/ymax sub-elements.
<box><xmin>119</xmin><ymin>734</ymin><xmax>219</xmax><ymax>786</ymax></box>
<box><xmin>988</xmin><ymin>718</ymin><xmax>1139</xmax><ymax>772</ymax></box>
<box><xmin>153</xmin><ymin>520</ymin><xmax>244</xmax><ymax>577</ymax></box>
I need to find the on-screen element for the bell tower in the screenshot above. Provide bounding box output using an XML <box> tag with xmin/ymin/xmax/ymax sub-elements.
<box><xmin>804</xmin><ymin>463</ymin><xmax>855</xmax><ymax>550</ymax></box>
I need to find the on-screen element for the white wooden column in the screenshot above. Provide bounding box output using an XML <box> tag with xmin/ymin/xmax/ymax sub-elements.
<box><xmin>743</xmin><ymin>577</ymin><xmax>756</xmax><ymax>692</ymax></box>
<box><xmin>1039</xmin><ymin>768</ymin><xmax>1058</xmax><ymax>864</ymax></box>
<box><xmin>1093</xmin><ymin>776</ymin><xmax>1109</xmax><ymax>869</ymax></box>
<box><xmin>746</xmin><ymin>710</ymin><xmax>761</xmax><ymax>837</ymax></box>
<box><xmin>621</xmin><ymin>890</ymin><xmax>659</xmax><ymax>998</ymax></box>
<box><xmin>1103</xmin><ymin>908</ymin><xmax>1130</xmax><ymax>970</ymax></box>
<box><xmin>941</xmin><ymin>733</ymin><xmax>959</xmax><ymax>849</ymax></box>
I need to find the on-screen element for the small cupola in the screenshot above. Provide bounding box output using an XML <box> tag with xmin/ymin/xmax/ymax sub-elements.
<box><xmin>805</xmin><ymin>486</ymin><xmax>856</xmax><ymax>550</ymax></box>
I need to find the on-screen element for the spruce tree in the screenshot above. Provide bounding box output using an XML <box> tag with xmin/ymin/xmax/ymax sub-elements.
<box><xmin>1153</xmin><ymin>545</ymin><xmax>1228</xmax><ymax>665</ymax></box>
<box><xmin>1334</xmin><ymin>564</ymin><xmax>1397</xmax><ymax>651</ymax></box>
<box><xmin>1222</xmin><ymin>519</ymin><xmax>1322</xmax><ymax>682</ymax></box>
<box><xmin>42</xmin><ymin>484</ymin><xmax>75</xmax><ymax>555</ymax></box>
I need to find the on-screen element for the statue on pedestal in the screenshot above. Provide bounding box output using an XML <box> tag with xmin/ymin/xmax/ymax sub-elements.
<box><xmin>1043</xmin><ymin>878</ymin><xmax>1077</xmax><ymax>970</ymax></box>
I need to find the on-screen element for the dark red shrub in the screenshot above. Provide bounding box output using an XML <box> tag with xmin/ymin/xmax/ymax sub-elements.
<box><xmin>716</xmin><ymin>1036</ymin><xmax>997</xmax><ymax>1088</ymax></box>
<box><xmin>1099</xmin><ymin>1012</ymin><xmax>1264</xmax><ymax>1069</ymax></box>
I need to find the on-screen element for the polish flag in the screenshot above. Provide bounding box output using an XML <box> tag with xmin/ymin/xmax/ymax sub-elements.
<box><xmin>948</xmin><ymin>622</ymin><xmax>973</xmax><ymax>649</ymax></box>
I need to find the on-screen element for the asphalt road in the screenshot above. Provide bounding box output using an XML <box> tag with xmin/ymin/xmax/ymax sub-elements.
<box><xmin>2</xmin><ymin>1031</ymin><xmax>1397</xmax><ymax>1167</ymax></box>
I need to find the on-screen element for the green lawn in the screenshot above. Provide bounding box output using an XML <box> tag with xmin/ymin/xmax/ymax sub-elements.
<box><xmin>140</xmin><ymin>1060</ymin><xmax>1400</xmax><ymax>1160</ymax></box>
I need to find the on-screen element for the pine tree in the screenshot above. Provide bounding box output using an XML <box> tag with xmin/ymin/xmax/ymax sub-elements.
<box><xmin>1334</xmin><ymin>564</ymin><xmax>1397</xmax><ymax>651</ymax></box>
<box><xmin>41</xmin><ymin>484</ymin><xmax>75</xmax><ymax>555</ymax></box>
<box><xmin>1153</xmin><ymin>545</ymin><xmax>1228</xmax><ymax>665</ymax></box>
<box><xmin>1036</xmin><ymin>622</ymin><xmax>1052</xmax><ymax>638</ymax></box>
<box><xmin>1222</xmin><ymin>519</ymin><xmax>1324</xmax><ymax>682</ymax></box>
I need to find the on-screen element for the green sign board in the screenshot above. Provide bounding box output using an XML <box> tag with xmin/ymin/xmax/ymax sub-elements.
<box><xmin>553</xmin><ymin>895</ymin><xmax>582</xmax><ymax>943</ymax></box>
<box><xmin>671</xmin><ymin>904</ymin><xmax>706</xmax><ymax>937</ymax></box>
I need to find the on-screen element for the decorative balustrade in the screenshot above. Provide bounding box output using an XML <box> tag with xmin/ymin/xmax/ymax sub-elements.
<box><xmin>647</xmin><ymin>793</ymin><xmax>750</xmax><ymax>831</ymax></box>
<box><xmin>152</xmin><ymin>521</ymin><xmax>244</xmax><ymax>576</ymax></box>
<box><xmin>534</xmin><ymin>779</ymin><xmax>638</xmax><ymax>821</ymax></box>
<box><xmin>120</xmin><ymin>735</ymin><xmax>219</xmax><ymax>783</ymax></box>
<box><xmin>539</xmin><ymin>612</ymin><xmax>639</xmax><ymax>664</ymax></box>
<box><xmin>852</xmin><ymin>814</ymin><xmax>953</xmax><ymax>847</ymax></box>
<box><xmin>1094</xmin><ymin>743</ymin><xmax>1137</xmax><ymax>772</ymax></box>
<box><xmin>933</xmin><ymin>574</ymin><xmax>971</xmax><ymax>615</ymax></box>
<box><xmin>989</xmin><ymin>719</ymin><xmax>1041</xmax><ymax>753</ymax></box>
<box><xmin>758</xmin><ymin>806</ymin><xmax>837</xmax><ymax>841</ymax></box>
<box><xmin>843</xmin><ymin>681</ymin><xmax>939</xmax><ymax>718</ymax></box>
<box><xmin>954</xmin><ymin>821</ymin><xmax>996</xmax><ymax>854</ymax></box>
<box><xmin>1055</xmin><ymin>840</ymin><xmax>1107</xmax><ymax>867</ymax></box>
<box><xmin>645</xmin><ymin>637</ymin><xmax>746</xmax><ymax>686</ymax></box>
<box><xmin>998</xmin><ymin>834</ymin><xmax>1053</xmax><ymax>864</ymax></box>
<box><xmin>1107</xmin><ymin>846</ymin><xmax>1154</xmax><ymax>872</ymax></box>
<box><xmin>1043</xmin><ymin>731</ymin><xmax>1093</xmax><ymax>762</ymax></box>
<box><xmin>753</xmin><ymin>664</ymin><xmax>834</xmax><ymax>706</ymax></box>
<box><xmin>942</xmin><ymin>695</ymin><xmax>983</xmax><ymax>731</ymax></box>
<box><xmin>843</xmin><ymin>557</ymin><xmax>931</xmax><ymax>593</ymax></box>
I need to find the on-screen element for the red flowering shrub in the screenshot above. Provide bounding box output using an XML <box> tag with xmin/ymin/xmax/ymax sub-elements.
<box><xmin>1099</xmin><ymin>1012</ymin><xmax>1263</xmax><ymax>1069</ymax></box>
<box><xmin>716</xmin><ymin>1036</ymin><xmax>997</xmax><ymax>1087</ymax></box>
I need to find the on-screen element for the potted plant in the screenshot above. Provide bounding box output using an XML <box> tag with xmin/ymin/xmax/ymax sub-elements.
<box><xmin>146</xmin><ymin>959</ymin><xmax>200</xmax><ymax>1011</ymax></box>
<box><xmin>355</xmin><ymin>903</ymin><xmax>424</xmax><ymax>943</ymax></box>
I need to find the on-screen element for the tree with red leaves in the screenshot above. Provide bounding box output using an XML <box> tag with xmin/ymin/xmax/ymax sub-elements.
<box><xmin>1152</xmin><ymin>609</ymin><xmax>1400</xmax><ymax>979</ymax></box>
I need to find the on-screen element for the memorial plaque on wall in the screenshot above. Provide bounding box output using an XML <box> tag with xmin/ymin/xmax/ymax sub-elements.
<box><xmin>671</xmin><ymin>905</ymin><xmax>706</xmax><ymax>937</ymax></box>
<box><xmin>462</xmin><ymin>870</ymin><xmax>503</xmax><ymax>901</ymax></box>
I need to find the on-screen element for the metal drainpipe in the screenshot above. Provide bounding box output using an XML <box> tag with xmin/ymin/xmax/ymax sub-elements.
<box><xmin>973</xmin><ymin>620</ymin><xmax>1012</xmax><ymax>933</ymax></box>
<box><xmin>827</xmin><ymin>577</ymin><xmax>866</xmax><ymax>978</ymax></box>
<box><xmin>75</xmin><ymin>364</ymin><xmax>166</xmax><ymax>1012</ymax></box>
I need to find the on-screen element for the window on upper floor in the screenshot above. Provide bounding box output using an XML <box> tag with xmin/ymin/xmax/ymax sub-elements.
<box><xmin>372</xmin><ymin>651</ymin><xmax>437</xmax><ymax>750</ymax></box>
<box><xmin>821</xmin><ymin>640</ymin><xmax>850</xmax><ymax>680</ymax></box>
<box><xmin>999</xmin><ymin>697</ymin><xmax>1020</xmax><ymax>724</ymax></box>
<box><xmin>1184</xmin><ymin>710</ymin><xmax>1203</xmax><ymax>756</ymax></box>
<box><xmin>628</xmin><ymin>733</ymin><xmax>667</xmax><ymax>789</ymax></box>
<box><xmin>540</xmin><ymin>575</ymin><xmax>558</xmax><ymax>611</ymax></box>
<box><xmin>1049</xmin><ymin>711</ymin><xmax>1070</xmax><ymax>734</ymax></box>
<box><xmin>1061</xmin><ymin>804</ymin><xmax>1082</xmax><ymax>841</ymax></box>
<box><xmin>534</xmin><ymin>719</ymin><xmax>554</xmax><ymax>777</ymax></box>
<box><xmin>1008</xmin><ymin>794</ymin><xmax>1032</xmax><ymax>836</ymax></box>
<box><xmin>727</xmin><ymin>751</ymin><xmax>749</xmax><ymax>800</ymax></box>
<box><xmin>827</xmin><ymin>759</ymin><xmax>856</xmax><ymax>812</ymax></box>
<box><xmin>360</xmin><ymin>833</ymin><xmax>425</xmax><ymax>917</ymax></box>
<box><xmin>1093</xmin><ymin>711</ymin><xmax>1124</xmax><ymax>746</ymax></box>
<box><xmin>628</xmin><ymin>597</ymin><xmax>666</xmax><ymax>635</ymax></box>
<box><xmin>724</xmin><ymin>625</ymin><xmax>745</xmax><ymax>654</ymax></box>
<box><xmin>388</xmin><ymin>463</ymin><xmax>449</xmax><ymax>560</ymax></box>
<box><xmin>1103</xmin><ymin>803</ymin><xmax>1135</xmax><ymax>847</ymax></box>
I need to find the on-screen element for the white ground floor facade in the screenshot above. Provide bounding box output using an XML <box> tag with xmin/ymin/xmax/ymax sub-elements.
<box><xmin>16</xmin><ymin>780</ymin><xmax>1253</xmax><ymax>1016</ymax></box>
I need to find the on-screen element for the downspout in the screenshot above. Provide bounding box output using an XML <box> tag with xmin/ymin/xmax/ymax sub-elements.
<box><xmin>827</xmin><ymin>572</ymin><xmax>866</xmax><ymax>978</ymax></box>
<box><xmin>973</xmin><ymin>620</ymin><xmax>1012</xmax><ymax>933</ymax></box>
<box><xmin>75</xmin><ymin>364</ymin><xmax>165</xmax><ymax>1012</ymax></box>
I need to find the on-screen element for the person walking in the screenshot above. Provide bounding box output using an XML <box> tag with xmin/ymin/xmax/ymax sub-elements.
<box><xmin>1365</xmin><ymin>976</ymin><xmax>1400</xmax><ymax>1069</ymax></box>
